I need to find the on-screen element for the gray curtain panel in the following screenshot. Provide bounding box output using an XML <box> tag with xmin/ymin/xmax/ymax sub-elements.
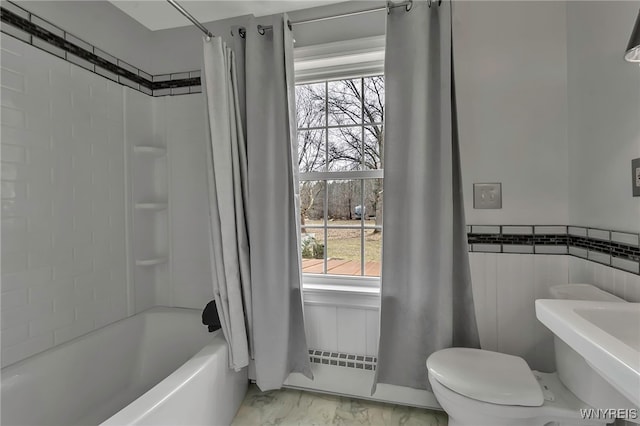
<box><xmin>245</xmin><ymin>14</ymin><xmax>314</xmax><ymax>391</ymax></box>
<box><xmin>373</xmin><ymin>0</ymin><xmax>479</xmax><ymax>392</ymax></box>
<box><xmin>202</xmin><ymin>36</ymin><xmax>252</xmax><ymax>371</ymax></box>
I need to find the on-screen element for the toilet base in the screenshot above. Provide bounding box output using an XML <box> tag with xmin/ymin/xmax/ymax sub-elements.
<box><xmin>430</xmin><ymin>372</ymin><xmax>613</xmax><ymax>426</ymax></box>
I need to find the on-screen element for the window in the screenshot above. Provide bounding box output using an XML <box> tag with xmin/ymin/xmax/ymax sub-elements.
<box><xmin>296</xmin><ymin>76</ymin><xmax>384</xmax><ymax>278</ymax></box>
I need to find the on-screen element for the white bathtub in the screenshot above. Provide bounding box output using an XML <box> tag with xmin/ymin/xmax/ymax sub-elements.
<box><xmin>1</xmin><ymin>307</ymin><xmax>248</xmax><ymax>426</ymax></box>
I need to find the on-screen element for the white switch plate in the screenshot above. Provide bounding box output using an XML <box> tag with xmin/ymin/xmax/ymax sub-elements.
<box><xmin>474</xmin><ymin>183</ymin><xmax>502</xmax><ymax>209</ymax></box>
<box><xmin>633</xmin><ymin>158</ymin><xmax>640</xmax><ymax>197</ymax></box>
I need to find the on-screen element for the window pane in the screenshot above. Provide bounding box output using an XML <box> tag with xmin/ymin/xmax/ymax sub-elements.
<box><xmin>326</xmin><ymin>228</ymin><xmax>362</xmax><ymax>276</ymax></box>
<box><xmin>328</xmin><ymin>79</ymin><xmax>362</xmax><ymax>126</ymax></box>
<box><xmin>364</xmin><ymin>76</ymin><xmax>384</xmax><ymax>124</ymax></box>
<box><xmin>364</xmin><ymin>126</ymin><xmax>383</xmax><ymax>170</ymax></box>
<box><xmin>298</xmin><ymin>129</ymin><xmax>326</xmax><ymax>172</ymax></box>
<box><xmin>328</xmin><ymin>127</ymin><xmax>361</xmax><ymax>171</ymax></box>
<box><xmin>296</xmin><ymin>83</ymin><xmax>325</xmax><ymax>129</ymax></box>
<box><xmin>363</xmin><ymin>178</ymin><xmax>383</xmax><ymax>225</ymax></box>
<box><xmin>301</xmin><ymin>229</ymin><xmax>325</xmax><ymax>275</ymax></box>
<box><xmin>327</xmin><ymin>179</ymin><xmax>361</xmax><ymax>221</ymax></box>
<box><xmin>300</xmin><ymin>180</ymin><xmax>325</xmax><ymax>228</ymax></box>
<box><xmin>364</xmin><ymin>230</ymin><xmax>382</xmax><ymax>277</ymax></box>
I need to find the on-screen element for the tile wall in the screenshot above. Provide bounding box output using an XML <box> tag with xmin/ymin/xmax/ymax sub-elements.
<box><xmin>1</xmin><ymin>34</ymin><xmax>129</xmax><ymax>366</ymax></box>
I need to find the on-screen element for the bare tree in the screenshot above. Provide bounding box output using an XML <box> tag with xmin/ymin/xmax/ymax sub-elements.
<box><xmin>296</xmin><ymin>83</ymin><xmax>325</xmax><ymax>232</ymax></box>
<box><xmin>324</xmin><ymin>77</ymin><xmax>384</xmax><ymax>232</ymax></box>
<box><xmin>296</xmin><ymin>77</ymin><xmax>385</xmax><ymax>232</ymax></box>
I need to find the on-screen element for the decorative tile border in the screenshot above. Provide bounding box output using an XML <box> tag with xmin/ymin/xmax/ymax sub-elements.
<box><xmin>0</xmin><ymin>2</ymin><xmax>202</xmax><ymax>97</ymax></box>
<box><xmin>467</xmin><ymin>225</ymin><xmax>640</xmax><ymax>275</ymax></box>
<box><xmin>308</xmin><ymin>349</ymin><xmax>377</xmax><ymax>371</ymax></box>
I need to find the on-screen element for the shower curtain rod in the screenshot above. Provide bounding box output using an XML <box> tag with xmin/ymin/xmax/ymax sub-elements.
<box><xmin>166</xmin><ymin>0</ymin><xmax>213</xmax><ymax>39</ymax></box>
<box><xmin>166</xmin><ymin>0</ymin><xmax>417</xmax><ymax>39</ymax></box>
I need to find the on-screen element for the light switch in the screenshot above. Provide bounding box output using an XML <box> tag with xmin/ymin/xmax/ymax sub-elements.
<box><xmin>633</xmin><ymin>158</ymin><xmax>640</xmax><ymax>197</ymax></box>
<box><xmin>474</xmin><ymin>183</ymin><xmax>502</xmax><ymax>209</ymax></box>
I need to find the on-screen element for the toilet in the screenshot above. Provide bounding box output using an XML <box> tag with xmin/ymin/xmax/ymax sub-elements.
<box><xmin>427</xmin><ymin>284</ymin><xmax>629</xmax><ymax>426</ymax></box>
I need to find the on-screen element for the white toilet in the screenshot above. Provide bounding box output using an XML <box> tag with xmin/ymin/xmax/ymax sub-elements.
<box><xmin>427</xmin><ymin>284</ymin><xmax>631</xmax><ymax>426</ymax></box>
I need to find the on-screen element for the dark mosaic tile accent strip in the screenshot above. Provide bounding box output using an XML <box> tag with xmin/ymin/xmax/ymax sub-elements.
<box><xmin>467</xmin><ymin>225</ymin><xmax>640</xmax><ymax>275</ymax></box>
<box><xmin>468</xmin><ymin>233</ymin><xmax>570</xmax><ymax>246</ymax></box>
<box><xmin>0</xmin><ymin>3</ymin><xmax>201</xmax><ymax>97</ymax></box>
<box><xmin>308</xmin><ymin>349</ymin><xmax>377</xmax><ymax>371</ymax></box>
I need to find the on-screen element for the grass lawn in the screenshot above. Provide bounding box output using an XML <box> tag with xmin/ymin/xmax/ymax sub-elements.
<box><xmin>301</xmin><ymin>219</ymin><xmax>381</xmax><ymax>262</ymax></box>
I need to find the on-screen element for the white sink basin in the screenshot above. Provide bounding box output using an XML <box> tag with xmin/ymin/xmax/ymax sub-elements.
<box><xmin>536</xmin><ymin>300</ymin><xmax>640</xmax><ymax>408</ymax></box>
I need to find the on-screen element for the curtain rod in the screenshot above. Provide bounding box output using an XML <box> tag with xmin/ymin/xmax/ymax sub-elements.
<box><xmin>166</xmin><ymin>0</ymin><xmax>213</xmax><ymax>39</ymax></box>
<box><xmin>257</xmin><ymin>0</ymin><xmax>414</xmax><ymax>36</ymax></box>
<box><xmin>291</xmin><ymin>0</ymin><xmax>413</xmax><ymax>27</ymax></box>
<box><xmin>167</xmin><ymin>0</ymin><xmax>418</xmax><ymax>39</ymax></box>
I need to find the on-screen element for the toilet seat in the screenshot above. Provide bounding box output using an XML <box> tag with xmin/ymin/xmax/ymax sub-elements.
<box><xmin>428</xmin><ymin>370</ymin><xmax>611</xmax><ymax>426</ymax></box>
<box><xmin>427</xmin><ymin>348</ymin><xmax>544</xmax><ymax>406</ymax></box>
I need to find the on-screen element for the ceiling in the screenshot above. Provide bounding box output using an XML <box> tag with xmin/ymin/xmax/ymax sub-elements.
<box><xmin>109</xmin><ymin>1</ymin><xmax>346</xmax><ymax>31</ymax></box>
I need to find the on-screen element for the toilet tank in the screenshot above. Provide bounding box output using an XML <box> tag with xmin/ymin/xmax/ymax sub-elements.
<box><xmin>548</xmin><ymin>284</ymin><xmax>637</xmax><ymax>417</ymax></box>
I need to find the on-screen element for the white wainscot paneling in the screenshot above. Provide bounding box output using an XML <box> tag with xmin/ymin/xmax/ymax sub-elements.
<box><xmin>569</xmin><ymin>256</ymin><xmax>640</xmax><ymax>302</ymax></box>
<box><xmin>304</xmin><ymin>304</ymin><xmax>338</xmax><ymax>352</ymax></box>
<box><xmin>469</xmin><ymin>253</ymin><xmax>569</xmax><ymax>372</ymax></box>
<box><xmin>336</xmin><ymin>307</ymin><xmax>367</xmax><ymax>355</ymax></box>
<box><xmin>304</xmin><ymin>303</ymin><xmax>379</xmax><ymax>357</ymax></box>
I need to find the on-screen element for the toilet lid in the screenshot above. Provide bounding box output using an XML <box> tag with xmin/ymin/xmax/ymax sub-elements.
<box><xmin>427</xmin><ymin>348</ymin><xmax>544</xmax><ymax>407</ymax></box>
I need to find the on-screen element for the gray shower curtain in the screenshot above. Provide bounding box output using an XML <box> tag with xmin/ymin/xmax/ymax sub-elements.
<box><xmin>202</xmin><ymin>14</ymin><xmax>312</xmax><ymax>390</ymax></box>
<box><xmin>373</xmin><ymin>0</ymin><xmax>479</xmax><ymax>392</ymax></box>
<box><xmin>244</xmin><ymin>14</ymin><xmax>313</xmax><ymax>390</ymax></box>
<box><xmin>202</xmin><ymin>37</ymin><xmax>251</xmax><ymax>372</ymax></box>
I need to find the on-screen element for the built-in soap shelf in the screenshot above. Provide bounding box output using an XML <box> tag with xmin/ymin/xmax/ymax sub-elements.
<box><xmin>133</xmin><ymin>145</ymin><xmax>166</xmax><ymax>156</ymax></box>
<box><xmin>135</xmin><ymin>203</ymin><xmax>168</xmax><ymax>211</ymax></box>
<box><xmin>135</xmin><ymin>257</ymin><xmax>169</xmax><ymax>267</ymax></box>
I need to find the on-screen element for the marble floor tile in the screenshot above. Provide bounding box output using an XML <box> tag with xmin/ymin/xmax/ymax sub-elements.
<box><xmin>231</xmin><ymin>384</ymin><xmax>448</xmax><ymax>426</ymax></box>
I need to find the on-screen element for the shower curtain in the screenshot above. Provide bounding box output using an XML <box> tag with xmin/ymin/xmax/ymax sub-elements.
<box><xmin>202</xmin><ymin>14</ymin><xmax>312</xmax><ymax>391</ymax></box>
<box><xmin>202</xmin><ymin>37</ymin><xmax>252</xmax><ymax>371</ymax></box>
<box><xmin>373</xmin><ymin>0</ymin><xmax>479</xmax><ymax>392</ymax></box>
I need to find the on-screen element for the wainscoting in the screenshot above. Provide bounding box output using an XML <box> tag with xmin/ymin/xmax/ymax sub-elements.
<box><xmin>302</xmin><ymin>254</ymin><xmax>569</xmax><ymax>373</ymax></box>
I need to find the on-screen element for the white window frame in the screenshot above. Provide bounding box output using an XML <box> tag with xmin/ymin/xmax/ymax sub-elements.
<box><xmin>294</xmin><ymin>36</ymin><xmax>385</xmax><ymax>297</ymax></box>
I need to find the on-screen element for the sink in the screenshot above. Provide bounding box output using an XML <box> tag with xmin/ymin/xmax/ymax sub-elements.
<box><xmin>536</xmin><ymin>300</ymin><xmax>640</xmax><ymax>408</ymax></box>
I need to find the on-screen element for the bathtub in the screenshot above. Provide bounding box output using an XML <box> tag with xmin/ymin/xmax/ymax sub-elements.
<box><xmin>1</xmin><ymin>307</ymin><xmax>248</xmax><ymax>426</ymax></box>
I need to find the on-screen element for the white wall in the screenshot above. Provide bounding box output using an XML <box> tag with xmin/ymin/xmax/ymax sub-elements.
<box><xmin>1</xmin><ymin>34</ymin><xmax>130</xmax><ymax>366</ymax></box>
<box><xmin>454</xmin><ymin>1</ymin><xmax>570</xmax><ymax>225</ymax></box>
<box><xmin>566</xmin><ymin>1</ymin><xmax>640</xmax><ymax>233</ymax></box>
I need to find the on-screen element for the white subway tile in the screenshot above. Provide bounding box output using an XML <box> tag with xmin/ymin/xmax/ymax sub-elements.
<box><xmin>1</xmin><ymin>323</ymin><xmax>29</xmax><ymax>347</ymax></box>
<box><xmin>502</xmin><ymin>226</ymin><xmax>533</xmax><ymax>235</ymax></box>
<box><xmin>28</xmin><ymin>309</ymin><xmax>75</xmax><ymax>337</ymax></box>
<box><xmin>1</xmin><ymin>267</ymin><xmax>52</xmax><ymax>291</ymax></box>
<box><xmin>568</xmin><ymin>226</ymin><xmax>587</xmax><ymax>237</ymax></box>
<box><xmin>1</xmin><ymin>288</ymin><xmax>28</xmax><ymax>310</ymax></box>
<box><xmin>587</xmin><ymin>228</ymin><xmax>610</xmax><ymax>241</ymax></box>
<box><xmin>611</xmin><ymin>232</ymin><xmax>639</xmax><ymax>247</ymax></box>
<box><xmin>1</xmin><ymin>332</ymin><xmax>53</xmax><ymax>367</ymax></box>
<box><xmin>1</xmin><ymin>68</ymin><xmax>25</xmax><ymax>93</ymax></box>
<box><xmin>534</xmin><ymin>226</ymin><xmax>567</xmax><ymax>235</ymax></box>
<box><xmin>1</xmin><ymin>144</ymin><xmax>26</xmax><ymax>163</ymax></box>
<box><xmin>1</xmin><ymin>300</ymin><xmax>53</xmax><ymax>331</ymax></box>
<box><xmin>0</xmin><ymin>41</ymin><xmax>129</xmax><ymax>364</ymax></box>
<box><xmin>1</xmin><ymin>106</ymin><xmax>26</xmax><ymax>129</ymax></box>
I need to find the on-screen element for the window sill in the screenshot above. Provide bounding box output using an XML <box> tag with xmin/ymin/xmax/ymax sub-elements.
<box><xmin>302</xmin><ymin>276</ymin><xmax>380</xmax><ymax>310</ymax></box>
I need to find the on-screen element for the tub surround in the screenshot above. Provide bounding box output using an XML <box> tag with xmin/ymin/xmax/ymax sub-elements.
<box><xmin>0</xmin><ymin>308</ymin><xmax>247</xmax><ymax>426</ymax></box>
